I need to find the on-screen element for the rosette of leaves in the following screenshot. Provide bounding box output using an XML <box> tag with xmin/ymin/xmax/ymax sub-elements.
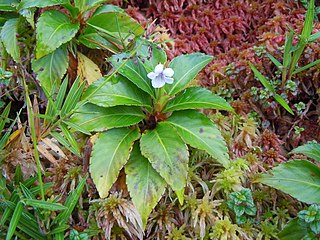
<box><xmin>227</xmin><ymin>188</ymin><xmax>257</xmax><ymax>224</ymax></box>
<box><xmin>69</xmin><ymin>39</ymin><xmax>234</xmax><ymax>227</ymax></box>
<box><xmin>0</xmin><ymin>0</ymin><xmax>144</xmax><ymax>94</ymax></box>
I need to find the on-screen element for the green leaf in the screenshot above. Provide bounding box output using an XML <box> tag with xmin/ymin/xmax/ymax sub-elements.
<box><xmin>36</xmin><ymin>10</ymin><xmax>79</xmax><ymax>58</ymax></box>
<box><xmin>0</xmin><ymin>18</ymin><xmax>19</xmax><ymax>62</ymax></box>
<box><xmin>6</xmin><ymin>201</ymin><xmax>23</xmax><ymax>240</ymax></box>
<box><xmin>136</xmin><ymin>38</ymin><xmax>167</xmax><ymax>73</ymax></box>
<box><xmin>74</xmin><ymin>0</ymin><xmax>86</xmax><ymax>11</ymax></box>
<box><xmin>19</xmin><ymin>0</ymin><xmax>68</xmax><ymax>9</ymax></box>
<box><xmin>87</xmin><ymin>11</ymin><xmax>143</xmax><ymax>42</ymax></box>
<box><xmin>69</xmin><ymin>103</ymin><xmax>145</xmax><ymax>132</ymax></box>
<box><xmin>140</xmin><ymin>122</ymin><xmax>189</xmax><ymax>199</ymax></box>
<box><xmin>163</xmin><ymin>87</ymin><xmax>234</xmax><ymax>113</ymax></box>
<box><xmin>125</xmin><ymin>142</ymin><xmax>166</xmax><ymax>228</ymax></box>
<box><xmin>82</xmin><ymin>76</ymin><xmax>152</xmax><ymax>111</ymax></box>
<box><xmin>32</xmin><ymin>44</ymin><xmax>68</xmax><ymax>93</ymax></box>
<box><xmin>249</xmin><ymin>62</ymin><xmax>275</xmax><ymax>92</ymax></box>
<box><xmin>167</xmin><ymin>110</ymin><xmax>230</xmax><ymax>166</ymax></box>
<box><xmin>165</xmin><ymin>53</ymin><xmax>213</xmax><ymax>96</ymax></box>
<box><xmin>90</xmin><ymin>128</ymin><xmax>140</xmax><ymax>198</ymax></box>
<box><xmin>278</xmin><ymin>218</ymin><xmax>308</xmax><ymax>240</ymax></box>
<box><xmin>258</xmin><ymin>160</ymin><xmax>320</xmax><ymax>204</ymax></box>
<box><xmin>290</xmin><ymin>142</ymin><xmax>320</xmax><ymax>161</ymax></box>
<box><xmin>0</xmin><ymin>0</ymin><xmax>19</xmax><ymax>11</ymax></box>
<box><xmin>274</xmin><ymin>94</ymin><xmax>294</xmax><ymax>115</ymax></box>
<box><xmin>110</xmin><ymin>53</ymin><xmax>155</xmax><ymax>97</ymax></box>
<box><xmin>22</xmin><ymin>199</ymin><xmax>67</xmax><ymax>211</ymax></box>
<box><xmin>93</xmin><ymin>4</ymin><xmax>125</xmax><ymax>15</ymax></box>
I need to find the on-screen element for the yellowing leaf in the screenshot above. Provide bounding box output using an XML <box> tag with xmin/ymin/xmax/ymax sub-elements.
<box><xmin>77</xmin><ymin>52</ymin><xmax>102</xmax><ymax>85</ymax></box>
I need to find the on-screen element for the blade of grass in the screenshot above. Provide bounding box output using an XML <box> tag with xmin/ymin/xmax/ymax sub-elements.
<box><xmin>0</xmin><ymin>102</ymin><xmax>11</xmax><ymax>133</ymax></box>
<box><xmin>267</xmin><ymin>53</ymin><xmax>282</xmax><ymax>68</ymax></box>
<box><xmin>292</xmin><ymin>59</ymin><xmax>320</xmax><ymax>75</ymax></box>
<box><xmin>60</xmin><ymin>77</ymin><xmax>85</xmax><ymax>117</ymax></box>
<box><xmin>49</xmin><ymin>224</ymin><xmax>69</xmax><ymax>235</ymax></box>
<box><xmin>308</xmin><ymin>31</ymin><xmax>320</xmax><ymax>42</ymax></box>
<box><xmin>283</xmin><ymin>29</ymin><xmax>293</xmax><ymax>68</ymax></box>
<box><xmin>50</xmin><ymin>131</ymin><xmax>79</xmax><ymax>156</ymax></box>
<box><xmin>6</xmin><ymin>201</ymin><xmax>24</xmax><ymax>240</ymax></box>
<box><xmin>53</xmin><ymin>176</ymin><xmax>86</xmax><ymax>225</ymax></box>
<box><xmin>249</xmin><ymin>63</ymin><xmax>275</xmax><ymax>92</ymax></box>
<box><xmin>22</xmin><ymin>199</ymin><xmax>67</xmax><ymax>211</ymax></box>
<box><xmin>289</xmin><ymin>0</ymin><xmax>314</xmax><ymax>76</ymax></box>
<box><xmin>63</xmin><ymin>120</ymin><xmax>91</xmax><ymax>135</ymax></box>
<box><xmin>20</xmin><ymin>65</ymin><xmax>45</xmax><ymax>200</ymax></box>
<box><xmin>59</xmin><ymin>123</ymin><xmax>80</xmax><ymax>155</ymax></box>
<box><xmin>274</xmin><ymin>94</ymin><xmax>294</xmax><ymax>115</ymax></box>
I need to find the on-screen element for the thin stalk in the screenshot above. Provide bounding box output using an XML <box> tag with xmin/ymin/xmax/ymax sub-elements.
<box><xmin>41</xmin><ymin>40</ymin><xmax>144</xmax><ymax>138</ymax></box>
<box><xmin>21</xmin><ymin>70</ymin><xmax>45</xmax><ymax>200</ymax></box>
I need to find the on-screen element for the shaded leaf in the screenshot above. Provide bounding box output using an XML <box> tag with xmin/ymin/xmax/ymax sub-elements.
<box><xmin>69</xmin><ymin>103</ymin><xmax>145</xmax><ymax>132</ymax></box>
<box><xmin>140</xmin><ymin>122</ymin><xmax>189</xmax><ymax>199</ymax></box>
<box><xmin>165</xmin><ymin>53</ymin><xmax>213</xmax><ymax>96</ymax></box>
<box><xmin>163</xmin><ymin>87</ymin><xmax>233</xmax><ymax>113</ymax></box>
<box><xmin>82</xmin><ymin>76</ymin><xmax>152</xmax><ymax>111</ymax></box>
<box><xmin>167</xmin><ymin>110</ymin><xmax>230</xmax><ymax>166</ymax></box>
<box><xmin>36</xmin><ymin>10</ymin><xmax>79</xmax><ymax>58</ymax></box>
<box><xmin>290</xmin><ymin>142</ymin><xmax>320</xmax><ymax>161</ymax></box>
<box><xmin>125</xmin><ymin>142</ymin><xmax>166</xmax><ymax>228</ymax></box>
<box><xmin>32</xmin><ymin>44</ymin><xmax>68</xmax><ymax>93</ymax></box>
<box><xmin>110</xmin><ymin>53</ymin><xmax>155</xmax><ymax>97</ymax></box>
<box><xmin>258</xmin><ymin>160</ymin><xmax>320</xmax><ymax>204</ymax></box>
<box><xmin>90</xmin><ymin>128</ymin><xmax>140</xmax><ymax>198</ymax></box>
<box><xmin>0</xmin><ymin>18</ymin><xmax>19</xmax><ymax>61</ymax></box>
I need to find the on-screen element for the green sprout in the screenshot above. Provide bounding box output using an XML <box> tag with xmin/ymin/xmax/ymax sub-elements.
<box><xmin>227</xmin><ymin>188</ymin><xmax>257</xmax><ymax>224</ymax></box>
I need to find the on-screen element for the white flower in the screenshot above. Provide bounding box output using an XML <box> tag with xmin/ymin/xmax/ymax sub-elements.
<box><xmin>147</xmin><ymin>64</ymin><xmax>174</xmax><ymax>88</ymax></box>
